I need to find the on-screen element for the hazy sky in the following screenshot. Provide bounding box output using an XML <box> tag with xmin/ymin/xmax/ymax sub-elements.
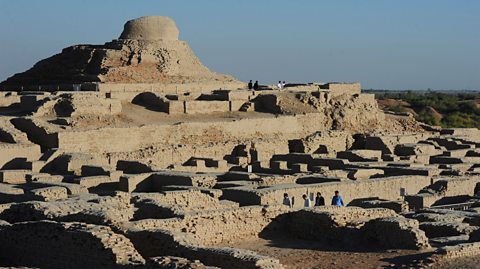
<box><xmin>0</xmin><ymin>0</ymin><xmax>479</xmax><ymax>90</ymax></box>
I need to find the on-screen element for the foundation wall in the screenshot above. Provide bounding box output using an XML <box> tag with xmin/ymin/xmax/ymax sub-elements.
<box><xmin>440</xmin><ymin>176</ymin><xmax>480</xmax><ymax>197</ymax></box>
<box><xmin>0</xmin><ymin>143</ymin><xmax>41</xmax><ymax>169</ymax></box>
<box><xmin>0</xmin><ymin>221</ymin><xmax>144</xmax><ymax>269</ymax></box>
<box><xmin>325</xmin><ymin>83</ymin><xmax>361</xmax><ymax>97</ymax></box>
<box><xmin>55</xmin><ymin>114</ymin><xmax>327</xmax><ymax>153</ymax></box>
<box><xmin>223</xmin><ymin>175</ymin><xmax>431</xmax><ymax>207</ymax></box>
<box><xmin>108</xmin><ymin>139</ymin><xmax>290</xmax><ymax>169</ymax></box>
<box><xmin>185</xmin><ymin>101</ymin><xmax>230</xmax><ymax>114</ymax></box>
<box><xmin>0</xmin><ymin>95</ymin><xmax>21</xmax><ymax>107</ymax></box>
<box><xmin>97</xmin><ymin>82</ymin><xmax>245</xmax><ymax>95</ymax></box>
<box><xmin>131</xmin><ymin>205</ymin><xmax>289</xmax><ymax>246</ymax></box>
<box><xmin>128</xmin><ymin>228</ymin><xmax>284</xmax><ymax>269</ymax></box>
<box><xmin>3</xmin><ymin>81</ymin><xmax>246</xmax><ymax>95</ymax></box>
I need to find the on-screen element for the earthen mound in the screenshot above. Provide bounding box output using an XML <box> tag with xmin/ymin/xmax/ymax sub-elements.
<box><xmin>0</xmin><ymin>16</ymin><xmax>240</xmax><ymax>88</ymax></box>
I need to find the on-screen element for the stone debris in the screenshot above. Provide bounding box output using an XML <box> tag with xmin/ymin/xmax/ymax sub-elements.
<box><xmin>146</xmin><ymin>256</ymin><xmax>219</xmax><ymax>269</ymax></box>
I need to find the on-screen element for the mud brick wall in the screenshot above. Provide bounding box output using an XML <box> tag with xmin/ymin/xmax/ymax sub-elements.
<box><xmin>128</xmin><ymin>228</ymin><xmax>284</xmax><ymax>269</ymax></box>
<box><xmin>439</xmin><ymin>176</ymin><xmax>480</xmax><ymax>196</ymax></box>
<box><xmin>132</xmin><ymin>190</ymin><xmax>238</xmax><ymax>219</ymax></box>
<box><xmin>111</xmin><ymin>139</ymin><xmax>290</xmax><ymax>171</ymax></box>
<box><xmin>286</xmin><ymin>207</ymin><xmax>397</xmax><ymax>243</ymax></box>
<box><xmin>255</xmin><ymin>175</ymin><xmax>432</xmax><ymax>207</ymax></box>
<box><xmin>0</xmin><ymin>220</ymin><xmax>144</xmax><ymax>269</ymax></box>
<box><xmin>130</xmin><ymin>205</ymin><xmax>289</xmax><ymax>246</ymax></box>
<box><xmin>0</xmin><ymin>143</ymin><xmax>41</xmax><ymax>169</ymax></box>
<box><xmin>50</xmin><ymin>113</ymin><xmax>329</xmax><ymax>153</ymax></box>
<box><xmin>432</xmin><ymin>242</ymin><xmax>480</xmax><ymax>261</ymax></box>
<box><xmin>362</xmin><ymin>217</ymin><xmax>430</xmax><ymax>249</ymax></box>
<box><xmin>185</xmin><ymin>101</ymin><xmax>230</xmax><ymax>114</ymax></box>
<box><xmin>133</xmin><ymin>190</ymin><xmax>224</xmax><ymax>208</ymax></box>
<box><xmin>286</xmin><ymin>208</ymin><xmax>430</xmax><ymax>249</ymax></box>
<box><xmin>96</xmin><ymin>81</ymin><xmax>246</xmax><ymax>95</ymax></box>
<box><xmin>179</xmin><ymin>206</ymin><xmax>288</xmax><ymax>246</ymax></box>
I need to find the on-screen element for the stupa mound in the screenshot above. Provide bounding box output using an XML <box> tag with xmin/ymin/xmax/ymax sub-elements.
<box><xmin>0</xmin><ymin>16</ymin><xmax>241</xmax><ymax>89</ymax></box>
<box><xmin>119</xmin><ymin>16</ymin><xmax>180</xmax><ymax>41</ymax></box>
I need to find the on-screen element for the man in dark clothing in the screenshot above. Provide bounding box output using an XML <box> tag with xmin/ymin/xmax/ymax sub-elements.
<box><xmin>315</xmin><ymin>192</ymin><xmax>325</xmax><ymax>206</ymax></box>
<box><xmin>253</xmin><ymin>80</ymin><xmax>259</xmax><ymax>90</ymax></box>
<box><xmin>248</xmin><ymin>80</ymin><xmax>253</xmax><ymax>89</ymax></box>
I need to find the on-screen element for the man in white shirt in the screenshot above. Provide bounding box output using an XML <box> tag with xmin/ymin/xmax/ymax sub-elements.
<box><xmin>303</xmin><ymin>194</ymin><xmax>311</xmax><ymax>207</ymax></box>
<box><xmin>277</xmin><ymin>81</ymin><xmax>283</xmax><ymax>90</ymax></box>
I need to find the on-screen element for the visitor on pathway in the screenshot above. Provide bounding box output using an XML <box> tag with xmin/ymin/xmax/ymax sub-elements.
<box><xmin>253</xmin><ymin>80</ymin><xmax>259</xmax><ymax>90</ymax></box>
<box><xmin>283</xmin><ymin>193</ymin><xmax>292</xmax><ymax>208</ymax></box>
<box><xmin>277</xmin><ymin>81</ymin><xmax>283</xmax><ymax>89</ymax></box>
<box><xmin>315</xmin><ymin>192</ymin><xmax>325</xmax><ymax>206</ymax></box>
<box><xmin>303</xmin><ymin>194</ymin><xmax>311</xmax><ymax>207</ymax></box>
<box><xmin>248</xmin><ymin>143</ymin><xmax>257</xmax><ymax>163</ymax></box>
<box><xmin>282</xmin><ymin>81</ymin><xmax>286</xmax><ymax>88</ymax></box>
<box><xmin>248</xmin><ymin>80</ymin><xmax>253</xmax><ymax>89</ymax></box>
<box><xmin>331</xmin><ymin>191</ymin><xmax>344</xmax><ymax>206</ymax></box>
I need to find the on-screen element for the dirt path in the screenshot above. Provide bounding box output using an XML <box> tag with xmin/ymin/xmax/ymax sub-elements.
<box><xmin>224</xmin><ymin>235</ymin><xmax>423</xmax><ymax>269</ymax></box>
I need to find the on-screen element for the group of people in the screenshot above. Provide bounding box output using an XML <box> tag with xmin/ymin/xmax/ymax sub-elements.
<box><xmin>247</xmin><ymin>80</ymin><xmax>259</xmax><ymax>90</ymax></box>
<box><xmin>247</xmin><ymin>80</ymin><xmax>287</xmax><ymax>90</ymax></box>
<box><xmin>282</xmin><ymin>191</ymin><xmax>344</xmax><ymax>208</ymax></box>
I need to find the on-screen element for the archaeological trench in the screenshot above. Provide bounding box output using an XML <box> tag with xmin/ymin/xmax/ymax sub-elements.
<box><xmin>0</xmin><ymin>16</ymin><xmax>479</xmax><ymax>269</ymax></box>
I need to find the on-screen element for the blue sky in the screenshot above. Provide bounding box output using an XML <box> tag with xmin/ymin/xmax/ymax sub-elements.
<box><xmin>0</xmin><ymin>0</ymin><xmax>479</xmax><ymax>90</ymax></box>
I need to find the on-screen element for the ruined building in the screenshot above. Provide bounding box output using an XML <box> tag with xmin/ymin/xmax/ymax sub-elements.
<box><xmin>0</xmin><ymin>16</ymin><xmax>479</xmax><ymax>269</ymax></box>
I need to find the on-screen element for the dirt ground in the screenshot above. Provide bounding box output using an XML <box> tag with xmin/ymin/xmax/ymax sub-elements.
<box><xmin>56</xmin><ymin>102</ymin><xmax>277</xmax><ymax>131</ymax></box>
<box><xmin>223</xmin><ymin>234</ymin><xmax>427</xmax><ymax>269</ymax></box>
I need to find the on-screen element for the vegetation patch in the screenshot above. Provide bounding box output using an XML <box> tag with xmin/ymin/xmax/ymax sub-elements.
<box><xmin>368</xmin><ymin>90</ymin><xmax>480</xmax><ymax>128</ymax></box>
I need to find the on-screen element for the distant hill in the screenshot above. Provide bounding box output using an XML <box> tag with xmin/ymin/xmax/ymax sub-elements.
<box><xmin>377</xmin><ymin>99</ymin><xmax>417</xmax><ymax>116</ymax></box>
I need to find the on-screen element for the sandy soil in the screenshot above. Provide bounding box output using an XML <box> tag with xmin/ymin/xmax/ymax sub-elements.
<box><xmin>222</xmin><ymin>234</ymin><xmax>425</xmax><ymax>269</ymax></box>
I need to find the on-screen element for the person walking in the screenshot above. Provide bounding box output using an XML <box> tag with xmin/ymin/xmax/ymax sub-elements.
<box><xmin>253</xmin><ymin>80</ymin><xmax>259</xmax><ymax>90</ymax></box>
<box><xmin>331</xmin><ymin>190</ymin><xmax>344</xmax><ymax>206</ymax></box>
<box><xmin>302</xmin><ymin>194</ymin><xmax>311</xmax><ymax>208</ymax></box>
<box><xmin>283</xmin><ymin>193</ymin><xmax>292</xmax><ymax>208</ymax></box>
<box><xmin>315</xmin><ymin>192</ymin><xmax>325</xmax><ymax>206</ymax></box>
<box><xmin>248</xmin><ymin>80</ymin><xmax>253</xmax><ymax>90</ymax></box>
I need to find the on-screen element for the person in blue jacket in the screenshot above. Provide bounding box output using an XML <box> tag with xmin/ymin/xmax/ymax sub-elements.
<box><xmin>331</xmin><ymin>190</ymin><xmax>344</xmax><ymax>206</ymax></box>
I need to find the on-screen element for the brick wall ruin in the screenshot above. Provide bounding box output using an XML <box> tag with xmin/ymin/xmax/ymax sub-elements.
<box><xmin>0</xmin><ymin>220</ymin><xmax>145</xmax><ymax>269</ymax></box>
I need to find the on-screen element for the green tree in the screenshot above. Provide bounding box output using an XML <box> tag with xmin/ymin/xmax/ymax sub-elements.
<box><xmin>415</xmin><ymin>110</ymin><xmax>440</xmax><ymax>126</ymax></box>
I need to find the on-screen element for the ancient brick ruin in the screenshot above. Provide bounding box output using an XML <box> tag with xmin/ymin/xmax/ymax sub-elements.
<box><xmin>0</xmin><ymin>16</ymin><xmax>479</xmax><ymax>269</ymax></box>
